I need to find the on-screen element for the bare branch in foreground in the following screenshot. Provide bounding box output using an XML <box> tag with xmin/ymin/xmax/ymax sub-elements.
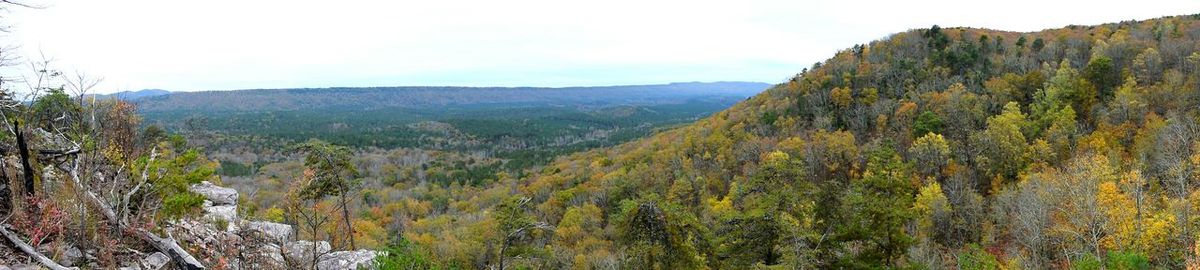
<box><xmin>0</xmin><ymin>224</ymin><xmax>79</xmax><ymax>270</ymax></box>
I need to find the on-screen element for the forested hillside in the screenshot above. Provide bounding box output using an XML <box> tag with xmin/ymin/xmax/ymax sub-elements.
<box><xmin>365</xmin><ymin>14</ymin><xmax>1200</xmax><ymax>269</ymax></box>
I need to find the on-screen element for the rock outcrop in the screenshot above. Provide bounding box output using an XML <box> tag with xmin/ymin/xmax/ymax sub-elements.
<box><xmin>316</xmin><ymin>250</ymin><xmax>381</xmax><ymax>270</ymax></box>
<box><xmin>183</xmin><ymin>181</ymin><xmax>378</xmax><ymax>270</ymax></box>
<box><xmin>284</xmin><ymin>240</ymin><xmax>331</xmax><ymax>265</ymax></box>
<box><xmin>2</xmin><ymin>180</ymin><xmax>378</xmax><ymax>270</ymax></box>
<box><xmin>190</xmin><ymin>181</ymin><xmax>239</xmax><ymax>205</ymax></box>
<box><xmin>191</xmin><ymin>181</ymin><xmax>240</xmax><ymax>231</ymax></box>
<box><xmin>244</xmin><ymin>221</ymin><xmax>294</xmax><ymax>243</ymax></box>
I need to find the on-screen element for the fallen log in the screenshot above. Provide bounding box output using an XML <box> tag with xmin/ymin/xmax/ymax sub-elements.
<box><xmin>136</xmin><ymin>229</ymin><xmax>205</xmax><ymax>270</ymax></box>
<box><xmin>0</xmin><ymin>224</ymin><xmax>78</xmax><ymax>270</ymax></box>
<box><xmin>37</xmin><ymin>147</ymin><xmax>81</xmax><ymax>159</ymax></box>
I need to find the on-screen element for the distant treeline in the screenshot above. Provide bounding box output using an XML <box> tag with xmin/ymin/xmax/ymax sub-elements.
<box><xmin>131</xmin><ymin>82</ymin><xmax>768</xmax><ymax>112</ymax></box>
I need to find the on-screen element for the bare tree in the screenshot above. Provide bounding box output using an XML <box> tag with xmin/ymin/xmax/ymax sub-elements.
<box><xmin>285</xmin><ymin>177</ymin><xmax>333</xmax><ymax>269</ymax></box>
<box><xmin>1151</xmin><ymin>114</ymin><xmax>1198</xmax><ymax>249</ymax></box>
<box><xmin>1057</xmin><ymin>155</ymin><xmax>1112</xmax><ymax>264</ymax></box>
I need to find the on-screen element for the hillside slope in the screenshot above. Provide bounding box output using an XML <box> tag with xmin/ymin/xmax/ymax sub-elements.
<box><xmin>418</xmin><ymin>14</ymin><xmax>1200</xmax><ymax>269</ymax></box>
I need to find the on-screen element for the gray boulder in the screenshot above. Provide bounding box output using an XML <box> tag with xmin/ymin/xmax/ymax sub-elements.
<box><xmin>141</xmin><ymin>252</ymin><xmax>169</xmax><ymax>270</ymax></box>
<box><xmin>201</xmin><ymin>203</ymin><xmax>238</xmax><ymax>224</ymax></box>
<box><xmin>284</xmin><ymin>240</ymin><xmax>332</xmax><ymax>266</ymax></box>
<box><xmin>317</xmin><ymin>250</ymin><xmax>379</xmax><ymax>270</ymax></box>
<box><xmin>243</xmin><ymin>221</ymin><xmax>294</xmax><ymax>243</ymax></box>
<box><xmin>241</xmin><ymin>243</ymin><xmax>285</xmax><ymax>269</ymax></box>
<box><xmin>55</xmin><ymin>245</ymin><xmax>83</xmax><ymax>267</ymax></box>
<box><xmin>190</xmin><ymin>181</ymin><xmax>239</xmax><ymax>205</ymax></box>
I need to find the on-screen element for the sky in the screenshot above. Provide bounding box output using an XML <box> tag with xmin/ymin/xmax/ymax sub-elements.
<box><xmin>4</xmin><ymin>0</ymin><xmax>1198</xmax><ymax>93</ymax></box>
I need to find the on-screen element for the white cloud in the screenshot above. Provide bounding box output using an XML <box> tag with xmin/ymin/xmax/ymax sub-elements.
<box><xmin>5</xmin><ymin>0</ymin><xmax>1197</xmax><ymax>92</ymax></box>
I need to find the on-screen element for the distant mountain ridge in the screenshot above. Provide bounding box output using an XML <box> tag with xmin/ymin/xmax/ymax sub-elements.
<box><xmin>95</xmin><ymin>89</ymin><xmax>171</xmax><ymax>100</ymax></box>
<box><xmin>131</xmin><ymin>82</ymin><xmax>769</xmax><ymax>112</ymax></box>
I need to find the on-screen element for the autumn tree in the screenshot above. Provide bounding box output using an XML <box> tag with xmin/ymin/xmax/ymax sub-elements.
<box><xmin>98</xmin><ymin>100</ymin><xmax>141</xmax><ymax>159</ymax></box>
<box><xmin>909</xmin><ymin>133</ymin><xmax>950</xmax><ymax>178</ymax></box>
<box><xmin>1031</xmin><ymin>60</ymin><xmax>1087</xmax><ymax>134</ymax></box>
<box><xmin>552</xmin><ymin>203</ymin><xmax>611</xmax><ymax>269</ymax></box>
<box><xmin>1133</xmin><ymin>48</ymin><xmax>1163</xmax><ymax>84</ymax></box>
<box><xmin>804</xmin><ymin>130</ymin><xmax>859</xmax><ymax>182</ymax></box>
<box><xmin>911</xmin><ymin>180</ymin><xmax>951</xmax><ymax>266</ymax></box>
<box><xmin>971</xmin><ymin>102</ymin><xmax>1029</xmax><ymax>186</ymax></box>
<box><xmin>495</xmin><ymin>196</ymin><xmax>551</xmax><ymax>270</ymax></box>
<box><xmin>831</xmin><ymin>87</ymin><xmax>852</xmax><ymax>109</ymax></box>
<box><xmin>290</xmin><ymin>139</ymin><xmax>362</xmax><ymax>249</ymax></box>
<box><xmin>1148</xmin><ymin>114</ymin><xmax>1198</xmax><ymax>252</ymax></box>
<box><xmin>1098</xmin><ymin>170</ymin><xmax>1175</xmax><ymax>260</ymax></box>
<box><xmin>1106</xmin><ymin>76</ymin><xmax>1147</xmax><ymax>125</ymax></box>
<box><xmin>1052</xmin><ymin>155</ymin><xmax>1116</xmax><ymax>265</ymax></box>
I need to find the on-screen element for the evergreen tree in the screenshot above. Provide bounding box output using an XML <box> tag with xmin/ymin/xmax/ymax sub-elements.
<box><xmin>835</xmin><ymin>143</ymin><xmax>917</xmax><ymax>268</ymax></box>
<box><xmin>720</xmin><ymin>151</ymin><xmax>812</xmax><ymax>267</ymax></box>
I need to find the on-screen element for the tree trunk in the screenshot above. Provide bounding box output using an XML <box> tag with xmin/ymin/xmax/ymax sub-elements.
<box><xmin>0</xmin><ymin>147</ymin><xmax>10</xmax><ymax>216</ymax></box>
<box><xmin>14</xmin><ymin>121</ymin><xmax>34</xmax><ymax>197</ymax></box>
<box><xmin>498</xmin><ymin>241</ymin><xmax>507</xmax><ymax>270</ymax></box>
<box><xmin>341</xmin><ymin>193</ymin><xmax>356</xmax><ymax>250</ymax></box>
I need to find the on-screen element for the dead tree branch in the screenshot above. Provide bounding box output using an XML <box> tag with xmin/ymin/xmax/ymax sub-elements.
<box><xmin>0</xmin><ymin>224</ymin><xmax>78</xmax><ymax>270</ymax></box>
<box><xmin>61</xmin><ymin>157</ymin><xmax>205</xmax><ymax>269</ymax></box>
<box><xmin>120</xmin><ymin>148</ymin><xmax>155</xmax><ymax>222</ymax></box>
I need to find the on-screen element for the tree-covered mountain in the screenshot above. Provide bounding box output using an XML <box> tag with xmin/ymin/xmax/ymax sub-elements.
<box><xmin>131</xmin><ymin>82</ymin><xmax>768</xmax><ymax>112</ymax></box>
<box><xmin>99</xmin><ymin>89</ymin><xmax>171</xmax><ymax>100</ymax></box>
<box><xmin>359</xmin><ymin>14</ymin><xmax>1200</xmax><ymax>269</ymax></box>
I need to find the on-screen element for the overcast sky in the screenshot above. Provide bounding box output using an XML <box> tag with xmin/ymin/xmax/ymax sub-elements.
<box><xmin>5</xmin><ymin>0</ymin><xmax>1198</xmax><ymax>93</ymax></box>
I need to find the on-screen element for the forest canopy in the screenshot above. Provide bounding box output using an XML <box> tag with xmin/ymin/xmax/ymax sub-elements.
<box><xmin>396</xmin><ymin>14</ymin><xmax>1200</xmax><ymax>269</ymax></box>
